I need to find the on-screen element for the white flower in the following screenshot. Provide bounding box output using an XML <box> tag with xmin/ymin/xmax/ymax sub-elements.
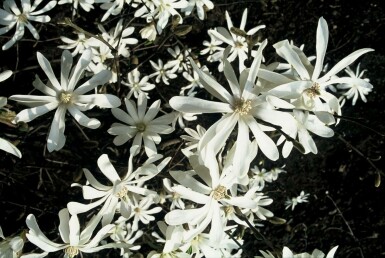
<box><xmin>94</xmin><ymin>18</ymin><xmax>138</xmax><ymax>58</ymax></box>
<box><xmin>0</xmin><ymin>70</ymin><xmax>22</xmax><ymax>158</ymax></box>
<box><xmin>109</xmin><ymin>217</ymin><xmax>143</xmax><ymax>257</ymax></box>
<box><xmin>337</xmin><ymin>63</ymin><xmax>372</xmax><ymax>106</ymax></box>
<box><xmin>256</xmin><ymin>246</ymin><xmax>339</xmax><ymax>258</ymax></box>
<box><xmin>59</xmin><ymin>32</ymin><xmax>93</xmax><ymax>56</ymax></box>
<box><xmin>264</xmin><ymin>17</ymin><xmax>373</xmax><ymax>124</ymax></box>
<box><xmin>149</xmin><ymin>59</ymin><xmax>177</xmax><ymax>85</ymax></box>
<box><xmin>97</xmin><ymin>0</ymin><xmax>134</xmax><ymax>22</ymax></box>
<box><xmin>180</xmin><ymin>124</ymin><xmax>206</xmax><ymax>157</ymax></box>
<box><xmin>170</xmin><ymin>41</ymin><xmax>295</xmax><ymax>172</ymax></box>
<box><xmin>0</xmin><ymin>0</ymin><xmax>57</xmax><ymax>50</ymax></box>
<box><xmin>139</xmin><ymin>21</ymin><xmax>157</xmax><ymax>41</ymax></box>
<box><xmin>163</xmin><ymin>178</ymin><xmax>185</xmax><ymax>210</ymax></box>
<box><xmin>277</xmin><ymin>110</ymin><xmax>334</xmax><ymax>156</ymax></box>
<box><xmin>108</xmin><ymin>93</ymin><xmax>176</xmax><ymax>157</ymax></box>
<box><xmin>182</xmin><ymin>0</ymin><xmax>214</xmax><ymax>20</ymax></box>
<box><xmin>148</xmin><ymin>222</ymin><xmax>188</xmax><ymax>258</ymax></box>
<box><xmin>58</xmin><ymin>0</ymin><xmax>95</xmax><ymax>14</ymax></box>
<box><xmin>129</xmin><ymin>196</ymin><xmax>162</xmax><ymax>231</ymax></box>
<box><xmin>209</xmin><ymin>8</ymin><xmax>265</xmax><ymax>72</ymax></box>
<box><xmin>281</xmin><ymin>246</ymin><xmax>338</xmax><ymax>258</ymax></box>
<box><xmin>151</xmin><ymin>0</ymin><xmax>188</xmax><ymax>32</ymax></box>
<box><xmin>122</xmin><ymin>68</ymin><xmax>155</xmax><ymax>99</ymax></box>
<box><xmin>165</xmin><ymin>149</ymin><xmax>258</xmax><ymax>244</ymax></box>
<box><xmin>25</xmin><ymin>209</ymin><xmax>121</xmax><ymax>258</ymax></box>
<box><xmin>9</xmin><ymin>49</ymin><xmax>121</xmax><ymax>152</ymax></box>
<box><xmin>243</xmin><ymin>192</ymin><xmax>274</xmax><ymax>221</ymax></box>
<box><xmin>166</xmin><ymin>45</ymin><xmax>190</xmax><ymax>73</ymax></box>
<box><xmin>200</xmin><ymin>30</ymin><xmax>224</xmax><ymax>62</ymax></box>
<box><xmin>249</xmin><ymin>166</ymin><xmax>270</xmax><ymax>191</ymax></box>
<box><xmin>0</xmin><ymin>226</ymin><xmax>24</xmax><ymax>258</ymax></box>
<box><xmin>180</xmin><ymin>70</ymin><xmax>203</xmax><ymax>95</ymax></box>
<box><xmin>68</xmin><ymin>148</ymin><xmax>170</xmax><ymax>225</ymax></box>
<box><xmin>285</xmin><ymin>191</ymin><xmax>310</xmax><ymax>211</ymax></box>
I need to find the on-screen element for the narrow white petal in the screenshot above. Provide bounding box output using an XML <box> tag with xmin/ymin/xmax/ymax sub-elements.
<box><xmin>60</xmin><ymin>50</ymin><xmax>73</xmax><ymax>91</ymax></box>
<box><xmin>312</xmin><ymin>17</ymin><xmax>329</xmax><ymax>80</ymax></box>
<box><xmin>74</xmin><ymin>70</ymin><xmax>112</xmax><ymax>95</ymax></box>
<box><xmin>0</xmin><ymin>137</ymin><xmax>22</xmax><ymax>158</ymax></box>
<box><xmin>36</xmin><ymin>52</ymin><xmax>62</xmax><ymax>91</ymax></box>
<box><xmin>47</xmin><ymin>106</ymin><xmax>66</xmax><ymax>152</ymax></box>
<box><xmin>97</xmin><ymin>154</ymin><xmax>120</xmax><ymax>183</ymax></box>
<box><xmin>273</xmin><ymin>40</ymin><xmax>310</xmax><ymax>80</ymax></box>
<box><xmin>67</xmin><ymin>49</ymin><xmax>92</xmax><ymax>91</ymax></box>
<box><xmin>58</xmin><ymin>209</ymin><xmax>70</xmax><ymax>244</ymax></box>
<box><xmin>76</xmin><ymin>94</ymin><xmax>121</xmax><ymax>108</ymax></box>
<box><xmin>14</xmin><ymin>102</ymin><xmax>58</xmax><ymax>123</ymax></box>
<box><xmin>319</xmin><ymin>48</ymin><xmax>374</xmax><ymax>83</ymax></box>
<box><xmin>170</xmin><ymin>96</ymin><xmax>232</xmax><ymax>114</ymax></box>
<box><xmin>68</xmin><ymin>106</ymin><xmax>100</xmax><ymax>129</ymax></box>
<box><xmin>246</xmin><ymin>116</ymin><xmax>279</xmax><ymax>161</ymax></box>
<box><xmin>69</xmin><ymin>214</ymin><xmax>80</xmax><ymax>246</ymax></box>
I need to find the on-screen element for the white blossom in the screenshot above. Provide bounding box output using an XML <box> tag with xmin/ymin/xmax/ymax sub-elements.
<box><xmin>9</xmin><ymin>49</ymin><xmax>121</xmax><ymax>152</ymax></box>
<box><xmin>108</xmin><ymin>93</ymin><xmax>176</xmax><ymax>157</ymax></box>
<box><xmin>0</xmin><ymin>0</ymin><xmax>57</xmax><ymax>50</ymax></box>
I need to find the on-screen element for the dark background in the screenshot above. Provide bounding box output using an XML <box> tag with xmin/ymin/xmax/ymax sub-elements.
<box><xmin>1</xmin><ymin>0</ymin><xmax>384</xmax><ymax>257</ymax></box>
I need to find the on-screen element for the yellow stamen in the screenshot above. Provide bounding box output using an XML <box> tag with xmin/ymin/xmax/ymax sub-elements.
<box><xmin>304</xmin><ymin>82</ymin><xmax>321</xmax><ymax>98</ymax></box>
<box><xmin>233</xmin><ymin>98</ymin><xmax>252</xmax><ymax>115</ymax></box>
<box><xmin>17</xmin><ymin>13</ymin><xmax>28</xmax><ymax>23</ymax></box>
<box><xmin>115</xmin><ymin>186</ymin><xmax>128</xmax><ymax>199</ymax></box>
<box><xmin>136</xmin><ymin>123</ymin><xmax>146</xmax><ymax>132</ymax></box>
<box><xmin>212</xmin><ymin>185</ymin><xmax>227</xmax><ymax>200</ymax></box>
<box><xmin>64</xmin><ymin>246</ymin><xmax>79</xmax><ymax>258</ymax></box>
<box><xmin>60</xmin><ymin>92</ymin><xmax>73</xmax><ymax>104</ymax></box>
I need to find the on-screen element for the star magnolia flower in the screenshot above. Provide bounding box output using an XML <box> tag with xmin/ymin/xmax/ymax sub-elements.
<box><xmin>108</xmin><ymin>93</ymin><xmax>176</xmax><ymax>157</ymax></box>
<box><xmin>263</xmin><ymin>17</ymin><xmax>373</xmax><ymax>124</ymax></box>
<box><xmin>277</xmin><ymin>110</ymin><xmax>334</xmax><ymax>156</ymax></box>
<box><xmin>59</xmin><ymin>32</ymin><xmax>94</xmax><ymax>56</ymax></box>
<box><xmin>182</xmin><ymin>0</ymin><xmax>214</xmax><ymax>20</ymax></box>
<box><xmin>165</xmin><ymin>146</ymin><xmax>258</xmax><ymax>244</ymax></box>
<box><xmin>0</xmin><ymin>0</ymin><xmax>57</xmax><ymax>50</ymax></box>
<box><xmin>58</xmin><ymin>0</ymin><xmax>95</xmax><ymax>14</ymax></box>
<box><xmin>285</xmin><ymin>190</ymin><xmax>310</xmax><ymax>211</ymax></box>
<box><xmin>129</xmin><ymin>196</ymin><xmax>162</xmax><ymax>231</ymax></box>
<box><xmin>25</xmin><ymin>209</ymin><xmax>122</xmax><ymax>258</ymax></box>
<box><xmin>151</xmin><ymin>0</ymin><xmax>188</xmax><ymax>32</ymax></box>
<box><xmin>255</xmin><ymin>246</ymin><xmax>338</xmax><ymax>258</ymax></box>
<box><xmin>122</xmin><ymin>68</ymin><xmax>155</xmax><ymax>99</ymax></box>
<box><xmin>170</xmin><ymin>40</ymin><xmax>296</xmax><ymax>172</ymax></box>
<box><xmin>9</xmin><ymin>49</ymin><xmax>121</xmax><ymax>152</ymax></box>
<box><xmin>149</xmin><ymin>59</ymin><xmax>177</xmax><ymax>85</ymax></box>
<box><xmin>68</xmin><ymin>147</ymin><xmax>170</xmax><ymax>226</ymax></box>
<box><xmin>209</xmin><ymin>8</ymin><xmax>265</xmax><ymax>72</ymax></box>
<box><xmin>0</xmin><ymin>226</ymin><xmax>24</xmax><ymax>258</ymax></box>
<box><xmin>337</xmin><ymin>63</ymin><xmax>372</xmax><ymax>106</ymax></box>
<box><xmin>0</xmin><ymin>70</ymin><xmax>22</xmax><ymax>158</ymax></box>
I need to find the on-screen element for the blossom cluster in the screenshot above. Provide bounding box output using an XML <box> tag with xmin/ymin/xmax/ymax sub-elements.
<box><xmin>0</xmin><ymin>0</ymin><xmax>376</xmax><ymax>257</ymax></box>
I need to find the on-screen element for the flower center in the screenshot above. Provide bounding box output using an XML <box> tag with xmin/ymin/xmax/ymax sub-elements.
<box><xmin>64</xmin><ymin>246</ymin><xmax>79</xmax><ymax>258</ymax></box>
<box><xmin>234</xmin><ymin>40</ymin><xmax>244</xmax><ymax>48</ymax></box>
<box><xmin>224</xmin><ymin>206</ymin><xmax>234</xmax><ymax>216</ymax></box>
<box><xmin>136</xmin><ymin>123</ymin><xmax>146</xmax><ymax>132</ymax></box>
<box><xmin>304</xmin><ymin>82</ymin><xmax>321</xmax><ymax>98</ymax></box>
<box><xmin>233</xmin><ymin>98</ymin><xmax>252</xmax><ymax>115</ymax></box>
<box><xmin>172</xmin><ymin>192</ymin><xmax>180</xmax><ymax>200</ymax></box>
<box><xmin>212</xmin><ymin>185</ymin><xmax>227</xmax><ymax>200</ymax></box>
<box><xmin>60</xmin><ymin>92</ymin><xmax>73</xmax><ymax>104</ymax></box>
<box><xmin>115</xmin><ymin>186</ymin><xmax>128</xmax><ymax>199</ymax></box>
<box><xmin>17</xmin><ymin>13</ymin><xmax>28</xmax><ymax>23</ymax></box>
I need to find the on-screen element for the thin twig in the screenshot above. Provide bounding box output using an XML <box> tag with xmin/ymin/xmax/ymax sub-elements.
<box><xmin>326</xmin><ymin>193</ymin><xmax>365</xmax><ymax>258</ymax></box>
